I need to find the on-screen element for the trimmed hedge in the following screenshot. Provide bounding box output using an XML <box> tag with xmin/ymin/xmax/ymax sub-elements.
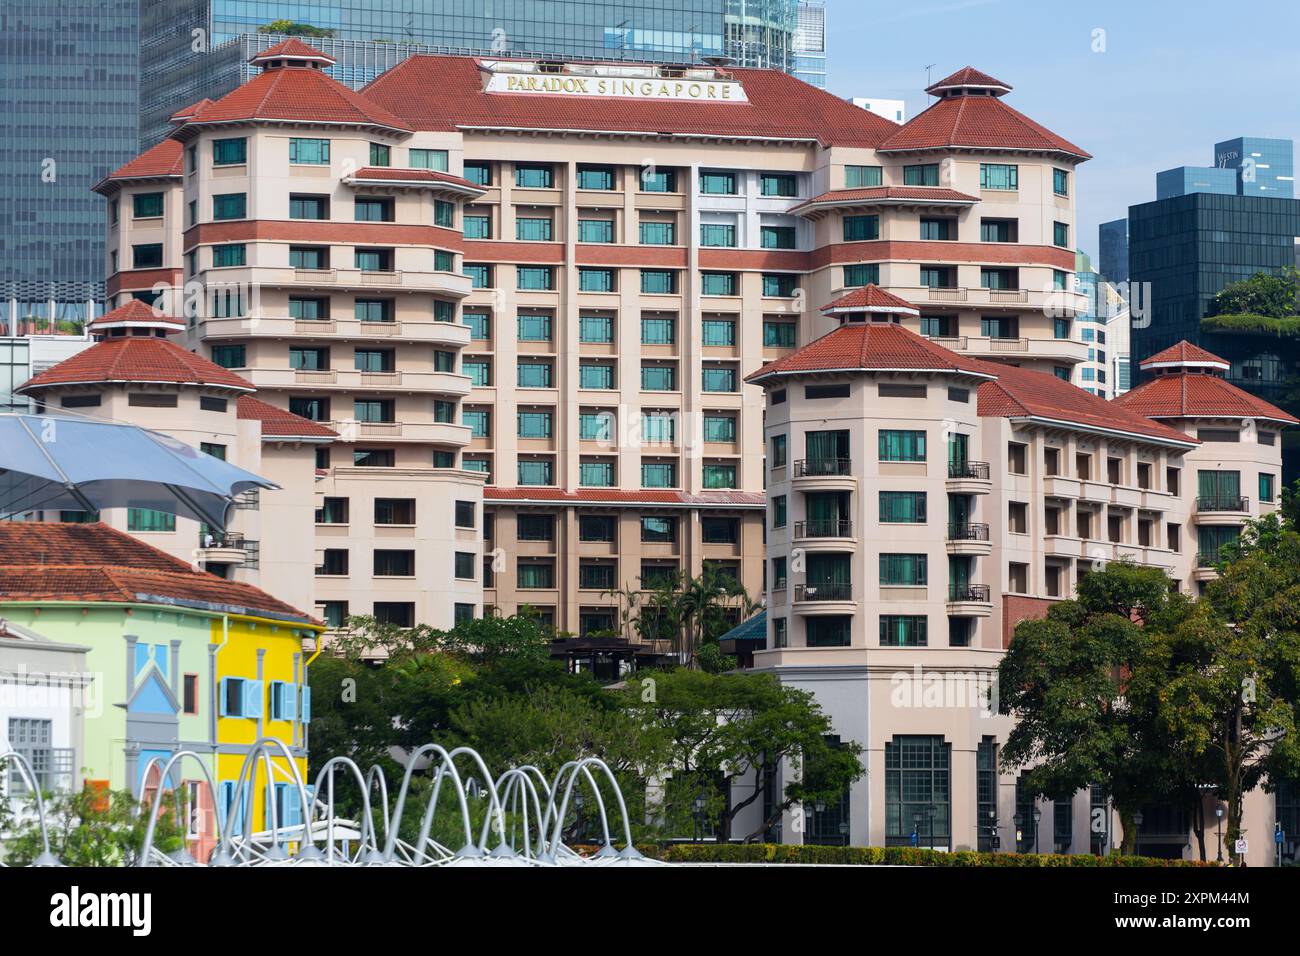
<box><xmin>650</xmin><ymin>843</ymin><xmax>1215</xmax><ymax>867</ymax></box>
<box><xmin>1202</xmin><ymin>313</ymin><xmax>1300</xmax><ymax>338</ymax></box>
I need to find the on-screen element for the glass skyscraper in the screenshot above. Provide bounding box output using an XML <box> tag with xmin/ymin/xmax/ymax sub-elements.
<box><xmin>792</xmin><ymin>0</ymin><xmax>827</xmax><ymax>88</ymax></box>
<box><xmin>1215</xmin><ymin>136</ymin><xmax>1295</xmax><ymax>198</ymax></box>
<box><xmin>0</xmin><ymin>0</ymin><xmax>138</xmax><ymax>323</ymax></box>
<box><xmin>141</xmin><ymin>1</ymin><xmax>809</xmax><ymax>147</ymax></box>
<box><xmin>1155</xmin><ymin>166</ymin><xmax>1237</xmax><ymax>201</ymax></box>
<box><xmin>1097</xmin><ymin>218</ymin><xmax>1129</xmax><ymax>284</ymax></box>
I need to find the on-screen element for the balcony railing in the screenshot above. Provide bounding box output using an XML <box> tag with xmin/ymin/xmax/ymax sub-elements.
<box><xmin>947</xmin><ymin>522</ymin><xmax>990</xmax><ymax>541</ymax></box>
<box><xmin>948</xmin><ymin>584</ymin><xmax>991</xmax><ymax>603</ymax></box>
<box><xmin>988</xmin><ymin>336</ymin><xmax>1029</xmax><ymax>351</ymax></box>
<box><xmin>199</xmin><ymin>530</ymin><xmax>245</xmax><ymax>549</ymax></box>
<box><xmin>948</xmin><ymin>460</ymin><xmax>990</xmax><ymax>480</ymax></box>
<box><xmin>1196</xmin><ymin>496</ymin><xmax>1248</xmax><ymax>513</ymax></box>
<box><xmin>794</xmin><ymin>519</ymin><xmax>853</xmax><ymax>539</ymax></box>
<box><xmin>794</xmin><ymin>458</ymin><xmax>853</xmax><ymax>478</ymax></box>
<box><xmin>1196</xmin><ymin>550</ymin><xmax>1225</xmax><ymax>568</ymax></box>
<box><xmin>794</xmin><ymin>582</ymin><xmax>853</xmax><ymax>602</ymax></box>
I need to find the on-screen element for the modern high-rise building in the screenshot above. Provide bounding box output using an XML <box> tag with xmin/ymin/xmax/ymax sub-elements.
<box><xmin>98</xmin><ymin>47</ymin><xmax>1092</xmax><ymax>669</ymax></box>
<box><xmin>792</xmin><ymin>0</ymin><xmax>828</xmax><ymax>88</ymax></box>
<box><xmin>140</xmin><ymin>1</ymin><xmax>811</xmax><ymax>148</ymax></box>
<box><xmin>849</xmin><ymin>97</ymin><xmax>906</xmax><ymax>123</ymax></box>
<box><xmin>1155</xmin><ymin>166</ymin><xmax>1237</xmax><ymax>201</ymax></box>
<box><xmin>0</xmin><ymin>0</ymin><xmax>139</xmax><ymax>321</ymax></box>
<box><xmin>1215</xmin><ymin>136</ymin><xmax>1295</xmax><ymax>198</ymax></box>
<box><xmin>1097</xmin><ymin>218</ymin><xmax>1128</xmax><ymax>284</ymax></box>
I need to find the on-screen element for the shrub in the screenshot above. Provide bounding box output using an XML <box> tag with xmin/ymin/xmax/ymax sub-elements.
<box><xmin>651</xmin><ymin>843</ymin><xmax>1214</xmax><ymax>867</ymax></box>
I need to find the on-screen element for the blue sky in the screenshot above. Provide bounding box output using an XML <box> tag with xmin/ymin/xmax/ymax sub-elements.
<box><xmin>825</xmin><ymin>0</ymin><xmax>1300</xmax><ymax>259</ymax></box>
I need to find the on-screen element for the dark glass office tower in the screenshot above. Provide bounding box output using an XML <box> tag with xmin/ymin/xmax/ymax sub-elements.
<box><xmin>0</xmin><ymin>1</ymin><xmax>138</xmax><ymax>323</ymax></box>
<box><xmin>140</xmin><ymin>1</ymin><xmax>808</xmax><ymax>148</ymax></box>
<box><xmin>1097</xmin><ymin>218</ymin><xmax>1129</xmax><ymax>284</ymax></box>
<box><xmin>1215</xmin><ymin>136</ymin><xmax>1295</xmax><ymax>199</ymax></box>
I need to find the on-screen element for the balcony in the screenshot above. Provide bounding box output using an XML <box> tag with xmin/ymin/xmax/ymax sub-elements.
<box><xmin>327</xmin><ymin>420</ymin><xmax>472</xmax><ymax>446</ymax></box>
<box><xmin>793</xmin><ymin>519</ymin><xmax>854</xmax><ymax>540</ymax></box>
<box><xmin>894</xmin><ymin>285</ymin><xmax>1089</xmax><ymax>315</ymax></box>
<box><xmin>193</xmin><ymin>265</ymin><xmax>472</xmax><ymax>298</ymax></box>
<box><xmin>791</xmin><ymin>458</ymin><xmax>856</xmax><ymax>491</ymax></box>
<box><xmin>241</xmin><ymin>367</ymin><xmax>473</xmax><ymax>397</ymax></box>
<box><xmin>947</xmin><ymin>584</ymin><xmax>993</xmax><ymax>616</ymax></box>
<box><xmin>946</xmin><ymin>522</ymin><xmax>992</xmax><ymax>555</ymax></box>
<box><xmin>201</xmin><ymin>316</ymin><xmax>473</xmax><ymax>346</ymax></box>
<box><xmin>196</xmin><ymin>530</ymin><xmax>248</xmax><ymax>567</ymax></box>
<box><xmin>1196</xmin><ymin>496</ymin><xmax>1248</xmax><ymax>513</ymax></box>
<box><xmin>946</xmin><ymin>460</ymin><xmax>992</xmax><ymax>494</ymax></box>
<box><xmin>793</xmin><ymin>582</ymin><xmax>855</xmax><ymax>614</ymax></box>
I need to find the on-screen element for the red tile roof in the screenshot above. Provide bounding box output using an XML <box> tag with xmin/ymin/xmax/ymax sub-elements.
<box><xmin>1112</xmin><ymin>374</ymin><xmax>1298</xmax><ymax>425</ymax></box>
<box><xmin>792</xmin><ymin>186</ymin><xmax>979</xmax><ymax>214</ymax></box>
<box><xmin>175</xmin><ymin>64</ymin><xmax>412</xmax><ymax>134</ymax></box>
<box><xmin>822</xmin><ymin>284</ymin><xmax>920</xmax><ymax>315</ymax></box>
<box><xmin>746</xmin><ymin>321</ymin><xmax>995</xmax><ymax>383</ymax></box>
<box><xmin>236</xmin><ymin>396</ymin><xmax>338</xmax><ymax>439</ymax></box>
<box><xmin>977</xmin><ymin>363</ymin><xmax>1197</xmax><ymax>444</ymax></box>
<box><xmin>484</xmin><ymin>488</ymin><xmax>765</xmax><ymax>508</ymax></box>
<box><xmin>0</xmin><ymin>523</ymin><xmax>317</xmax><ymax>626</ymax></box>
<box><xmin>19</xmin><ymin>337</ymin><xmax>254</xmax><ymax>393</ymax></box>
<box><xmin>93</xmin><ymin>140</ymin><xmax>184</xmax><ymax>193</ymax></box>
<box><xmin>1138</xmin><ymin>340</ymin><xmax>1230</xmax><ymax>370</ymax></box>
<box><xmin>169</xmin><ymin>98</ymin><xmax>213</xmax><ymax>124</ymax></box>
<box><xmin>249</xmin><ymin>38</ymin><xmax>337</xmax><ymax>66</ymax></box>
<box><xmin>877</xmin><ymin>93</ymin><xmax>1090</xmax><ymax>159</ymax></box>
<box><xmin>926</xmin><ymin>66</ymin><xmax>1013</xmax><ymax>95</ymax></box>
<box><xmin>362</xmin><ymin>56</ymin><xmax>900</xmax><ymax>146</ymax></box>
<box><xmin>347</xmin><ymin>166</ymin><xmax>484</xmax><ymax>192</ymax></box>
<box><xmin>87</xmin><ymin>299</ymin><xmax>185</xmax><ymax>332</ymax></box>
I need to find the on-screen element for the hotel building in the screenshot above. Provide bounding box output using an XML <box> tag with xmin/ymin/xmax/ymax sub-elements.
<box><xmin>91</xmin><ymin>42</ymin><xmax>1099</xmax><ymax>667</ymax></box>
<box><xmin>738</xmin><ymin>290</ymin><xmax>1295</xmax><ymax>863</ymax></box>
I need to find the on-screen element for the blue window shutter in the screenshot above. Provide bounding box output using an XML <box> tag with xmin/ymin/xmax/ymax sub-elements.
<box><xmin>283</xmin><ymin>683</ymin><xmax>297</xmax><ymax>722</ymax></box>
<box><xmin>286</xmin><ymin>786</ymin><xmax>302</xmax><ymax>828</ymax></box>
<box><xmin>244</xmin><ymin>679</ymin><xmax>264</xmax><ymax>718</ymax></box>
<box><xmin>220</xmin><ymin>781</ymin><xmax>233</xmax><ymax>828</ymax></box>
<box><xmin>218</xmin><ymin>678</ymin><xmax>230</xmax><ymax>717</ymax></box>
<box><xmin>301</xmin><ymin>685</ymin><xmax>312</xmax><ymax>724</ymax></box>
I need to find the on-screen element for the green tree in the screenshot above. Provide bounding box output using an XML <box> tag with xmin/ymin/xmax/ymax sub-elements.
<box><xmin>1208</xmin><ymin>267</ymin><xmax>1300</xmax><ymax>320</ymax></box>
<box><xmin>623</xmin><ymin>669</ymin><xmax>864</xmax><ymax>842</ymax></box>
<box><xmin>257</xmin><ymin>20</ymin><xmax>336</xmax><ymax>38</ymax></box>
<box><xmin>635</xmin><ymin>564</ymin><xmax>759</xmax><ymax>668</ymax></box>
<box><xmin>0</xmin><ymin>785</ymin><xmax>185</xmax><ymax>866</ymax></box>
<box><xmin>997</xmin><ymin>561</ymin><xmax>1193</xmax><ymax>853</ymax></box>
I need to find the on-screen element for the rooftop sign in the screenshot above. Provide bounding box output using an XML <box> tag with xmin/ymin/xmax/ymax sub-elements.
<box><xmin>484</xmin><ymin>72</ymin><xmax>748</xmax><ymax>103</ymax></box>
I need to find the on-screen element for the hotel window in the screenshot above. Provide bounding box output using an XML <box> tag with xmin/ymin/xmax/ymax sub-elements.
<box><xmin>374</xmin><ymin>498</ymin><xmax>416</xmax><ymax>525</ymax></box>
<box><xmin>1053</xmin><ymin>269</ymin><xmax>1069</xmax><ymax>290</ymax></box>
<box><xmin>517</xmin><ymin>560</ymin><xmax>555</xmax><ymax>589</ymax></box>
<box><xmin>289</xmin><ymin>194</ymin><xmax>329</xmax><ymax>220</ymax></box>
<box><xmin>806</xmin><ymin>617</ymin><xmax>851</xmax><ymax>648</ymax></box>
<box><xmin>318</xmin><ymin>601</ymin><xmax>348</xmax><ymax>629</ymax></box>
<box><xmin>641</xmin><ymin>561</ymin><xmax>679</xmax><ymax>589</ymax></box>
<box><xmin>579</xmin><ymin>560</ymin><xmax>617</xmax><ymax>590</ymax></box>
<box><xmin>517</xmin><ymin>458</ymin><xmax>554</xmax><ymax>486</ymax></box>
<box><xmin>466</xmin><ymin>264</ymin><xmax>492</xmax><ymax>287</ymax></box>
<box><xmin>762</xmin><ymin>273</ymin><xmax>798</xmax><ymax>297</ymax></box>
<box><xmin>981</xmin><ymin>315</ymin><xmax>1018</xmax><ymax>338</ymax></box>
<box><xmin>703</xmin><ymin>463</ymin><xmax>737</xmax><ymax>489</ymax></box>
<box><xmin>920</xmin><ymin>315</ymin><xmax>954</xmax><ymax>337</ymax></box>
<box><xmin>703</xmin><ymin>317</ymin><xmax>736</xmax><ymax>346</ymax></box>
<box><xmin>463</xmin><ymin>360</ymin><xmax>490</xmax><ymax>386</ymax></box>
<box><xmin>290</xmin><ymin>346</ymin><xmax>329</xmax><ymax>370</ymax></box>
<box><xmin>212</xmin><ymin>244</ymin><xmax>245</xmax><ymax>268</ymax></box>
<box><xmin>579</xmin><ymin>363</ymin><xmax>614</xmax><ymax>389</ymax></box>
<box><xmin>577</xmin><ymin>165</ymin><xmax>614</xmax><ymax>190</ymax></box>
<box><xmin>705</xmin><ymin>415</ymin><xmax>737</xmax><ymax>442</ymax></box>
<box><xmin>761</xmin><ymin>225</ymin><xmax>797</xmax><ymax>249</ymax></box>
<box><xmin>980</xmin><ymin>218</ymin><xmax>1016</xmax><ymax>243</ymax></box>
<box><xmin>289</xmin><ymin>138</ymin><xmax>330</xmax><ymax>164</ymax></box>
<box><xmin>702</xmin><ymin>366</ymin><xmax>736</xmax><ymax>392</ymax></box>
<box><xmin>212</xmin><ymin>137</ymin><xmax>247</xmax><ymax>165</ymax></box>
<box><xmin>434</xmin><ymin>201</ymin><xmax>455</xmax><ymax>228</ymax></box>
<box><xmin>373</xmin><ymin>603</ymin><xmax>414</xmax><ymax>627</ymax></box>
<box><xmin>211</xmin><ymin>344</ymin><xmax>246</xmax><ymax>369</ymax></box>
<box><xmin>517</xmin><ymin>361</ymin><xmax>553</xmax><ymax>388</ymax></box>
<box><xmin>641</xmin><ymin>270</ymin><xmax>676</xmax><ymax>294</ymax></box>
<box><xmin>920</xmin><ymin>218</ymin><xmax>954</xmax><ymax>241</ymax></box>
<box><xmin>579</xmin><ymin>411</ymin><xmax>612</xmax><ymax>440</ymax></box>
<box><xmin>409</xmin><ymin>148</ymin><xmax>449</xmax><ymax>171</ymax></box>
<box><xmin>355</xmin><ymin>298</ymin><xmax>393</xmax><ymax>323</ymax></box>
<box><xmin>844</xmin><ymin>264</ymin><xmax>880</xmax><ymax>287</ymax></box>
<box><xmin>579</xmin><ymin>313</ymin><xmax>613</xmax><ymax>342</ymax></box>
<box><xmin>434</xmin><ymin>398</ymin><xmax>457</xmax><ymax>423</ymax></box>
<box><xmin>1053</xmin><ymin>168</ymin><xmax>1070</xmax><ymax>196</ymax></box>
<box><xmin>845</xmin><ymin>165</ymin><xmax>883</xmax><ymax>188</ymax></box>
<box><xmin>759</xmin><ymin>319</ymin><xmax>795</xmax><ymax>348</ymax></box>
<box><xmin>463</xmin><ymin>161</ymin><xmax>490</xmax><ymax>185</ymax></box>
<box><xmin>640</xmin><ymin>221</ymin><xmax>676</xmax><ymax>245</ymax></box>
<box><xmin>453</xmin><ymin>552</ymin><xmax>475</xmax><ymax>580</ymax></box>
<box><xmin>701</xmin><ymin>272</ymin><xmax>737</xmax><ymax>296</ymax></box>
<box><xmin>1053</xmin><ymin>221</ymin><xmax>1070</xmax><ymax>247</ymax></box>
<box><xmin>979</xmin><ymin>163</ymin><xmax>1018</xmax><ymax>190</ymax></box>
<box><xmin>771</xmin><ymin>495</ymin><xmax>787</xmax><ymax>529</ymax></box>
<box><xmin>641</xmin><ymin>364</ymin><xmax>676</xmax><ymax>390</ymax></box>
<box><xmin>464</xmin><ymin>311</ymin><xmax>490</xmax><ymax>339</ymax></box>
<box><xmin>980</xmin><ymin>268</ymin><xmax>1016</xmax><ymax>291</ymax></box>
<box><xmin>433</xmin><ymin>299</ymin><xmax>455</xmax><ymax>323</ymax></box>
<box><xmin>843</xmin><ymin>214</ymin><xmax>879</xmax><ymax>241</ymax></box>
<box><xmin>772</xmin><ymin>617</ymin><xmax>788</xmax><ymax>647</ymax></box>
<box><xmin>880</xmin><ymin>616</ymin><xmax>928</xmax><ymax>647</ymax></box>
<box><xmin>642</xmin><ymin>461</ymin><xmax>678</xmax><ymax>488</ymax></box>
<box><xmin>211</xmin><ymin>193</ymin><xmax>246</xmax><ymax>220</ymax></box>
<box><xmin>579</xmin><ymin>515</ymin><xmax>616</xmax><ymax>542</ymax></box>
<box><xmin>885</xmin><ymin>736</ymin><xmax>950</xmax><ymax>846</ymax></box>
<box><xmin>1261</xmin><ymin>473</ymin><xmax>1276</xmax><ymax>503</ymax></box>
<box><xmin>760</xmin><ymin>173</ymin><xmax>798</xmax><ymax>197</ymax></box>
<box><xmin>289</xmin><ymin>297</ymin><xmax>328</xmax><ymax>320</ymax></box>
<box><xmin>517</xmin><ymin>266</ymin><xmax>553</xmax><ymax>290</ymax></box>
<box><xmin>771</xmin><ymin>434</ymin><xmax>787</xmax><ymax>469</ymax></box>
<box><xmin>700</xmin><ymin>223</ymin><xmax>736</xmax><ymax>247</ymax></box>
<box><xmin>354</xmin><ymin>399</ymin><xmax>394</xmax><ymax>423</ymax></box>
<box><xmin>880</xmin><ymin>491</ymin><xmax>927</xmax><ymax>523</ymax></box>
<box><xmin>517</xmin><ymin>311</ymin><xmax>552</xmax><ymax>342</ymax></box>
<box><xmin>640</xmin><ymin>169</ymin><xmax>677</xmax><ymax>192</ymax></box>
<box><xmin>290</xmin><ymin>245</ymin><xmax>328</xmax><ymax>270</ymax></box>
<box><xmin>879</xmin><ymin>430</ymin><xmax>926</xmax><ymax>462</ymax></box>
<box><xmin>290</xmin><ymin>397</ymin><xmax>328</xmax><ymax>421</ymax></box>
<box><xmin>516</xmin><ymin>216</ymin><xmax>553</xmax><ymax>241</ymax></box>
<box><xmin>464</xmin><ymin>213</ymin><xmax>491</xmax><ymax>238</ymax></box>
<box><xmin>579</xmin><ymin>460</ymin><xmax>615</xmax><ymax>487</ymax></box>
<box><xmin>128</xmin><ymin>508</ymin><xmax>175</xmax><ymax>532</ymax></box>
<box><xmin>642</xmin><ymin>411</ymin><xmax>674</xmax><ymax>444</ymax></box>
<box><xmin>517</xmin><ymin>410</ymin><xmax>553</xmax><ymax>439</ymax></box>
<box><xmin>577</xmin><ymin>219</ymin><xmax>613</xmax><ymax>243</ymax></box>
<box><xmin>699</xmin><ymin>170</ymin><xmax>737</xmax><ymax>194</ymax></box>
<box><xmin>515</xmin><ymin>514</ymin><xmax>555</xmax><ymax>542</ymax></box>
<box><xmin>1054</xmin><ymin>317</ymin><xmax>1071</xmax><ymax>339</ymax></box>
<box><xmin>1008</xmin><ymin>442</ymin><xmax>1028</xmax><ymax>475</ymax></box>
<box><xmin>702</xmin><ymin>517</ymin><xmax>739</xmax><ymax>544</ymax></box>
<box><xmin>919</xmin><ymin>265</ymin><xmax>954</xmax><ymax>288</ymax></box>
<box><xmin>355</xmin><ymin>248</ymin><xmax>393</xmax><ymax>272</ymax></box>
<box><xmin>880</xmin><ymin>554</ymin><xmax>927</xmax><ymax>586</ymax></box>
<box><xmin>133</xmin><ymin>192</ymin><xmax>163</xmax><ymax>218</ymax></box>
<box><xmin>369</xmin><ymin>143</ymin><xmax>391</xmax><ymax>166</ymax></box>
<box><xmin>463</xmin><ymin>409</ymin><xmax>490</xmax><ymax>437</ymax></box>
<box><xmin>316</xmin><ymin>549</ymin><xmax>349</xmax><ymax>576</ymax></box>
<box><xmin>903</xmin><ymin>164</ymin><xmax>940</xmax><ymax>186</ymax></box>
<box><xmin>641</xmin><ymin>316</ymin><xmax>675</xmax><ymax>345</ymax></box>
<box><xmin>515</xmin><ymin>164</ymin><xmax>553</xmax><ymax>188</ymax></box>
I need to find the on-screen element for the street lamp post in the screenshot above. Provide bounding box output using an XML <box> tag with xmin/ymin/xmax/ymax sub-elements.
<box><xmin>1216</xmin><ymin>806</ymin><xmax>1224</xmax><ymax>863</ymax></box>
<box><xmin>1133</xmin><ymin>811</ymin><xmax>1144</xmax><ymax>858</ymax></box>
<box><xmin>692</xmin><ymin>793</ymin><xmax>707</xmax><ymax>844</ymax></box>
<box><xmin>926</xmin><ymin>803</ymin><xmax>937</xmax><ymax>850</ymax></box>
<box><xmin>988</xmin><ymin>809</ymin><xmax>1000</xmax><ymax>851</ymax></box>
<box><xmin>1032</xmin><ymin>806</ymin><xmax>1042</xmax><ymax>855</ymax></box>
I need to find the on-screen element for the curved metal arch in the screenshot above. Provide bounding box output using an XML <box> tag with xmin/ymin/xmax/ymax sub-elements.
<box><xmin>544</xmin><ymin>757</ymin><xmax>640</xmax><ymax>860</ymax></box>
<box><xmin>494</xmin><ymin>768</ymin><xmax>548</xmax><ymax>862</ymax></box>
<box><xmin>220</xmin><ymin>737</ymin><xmax>316</xmax><ymax>864</ymax></box>
<box><xmin>382</xmin><ymin>743</ymin><xmax>476</xmax><ymax>863</ymax></box>
<box><xmin>0</xmin><ymin>749</ymin><xmax>60</xmax><ymax>866</ymax></box>
<box><xmin>136</xmin><ymin>750</ymin><xmax>223</xmax><ymax>867</ymax></box>
<box><xmin>309</xmin><ymin>756</ymin><xmax>380</xmax><ymax>864</ymax></box>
